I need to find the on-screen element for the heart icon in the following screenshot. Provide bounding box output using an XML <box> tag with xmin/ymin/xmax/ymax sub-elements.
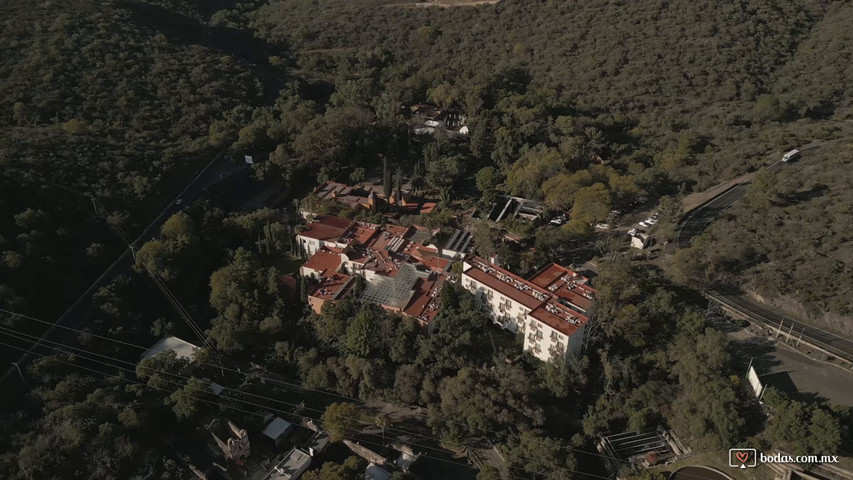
<box><xmin>736</xmin><ymin>452</ymin><xmax>749</xmax><ymax>463</ymax></box>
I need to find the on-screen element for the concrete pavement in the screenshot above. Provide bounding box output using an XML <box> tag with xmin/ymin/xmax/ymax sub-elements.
<box><xmin>709</xmin><ymin>292</ymin><xmax>853</xmax><ymax>363</ymax></box>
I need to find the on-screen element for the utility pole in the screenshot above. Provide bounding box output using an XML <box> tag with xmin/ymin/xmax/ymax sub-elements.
<box><xmin>10</xmin><ymin>362</ymin><xmax>24</xmax><ymax>382</ymax></box>
<box><xmin>796</xmin><ymin>328</ymin><xmax>804</xmax><ymax>347</ymax></box>
<box><xmin>787</xmin><ymin>323</ymin><xmax>795</xmax><ymax>342</ymax></box>
<box><xmin>745</xmin><ymin>357</ymin><xmax>753</xmax><ymax>376</ymax></box>
<box><xmin>775</xmin><ymin>319</ymin><xmax>783</xmax><ymax>339</ymax></box>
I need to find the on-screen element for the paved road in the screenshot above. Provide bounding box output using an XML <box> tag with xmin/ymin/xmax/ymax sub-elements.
<box><xmin>0</xmin><ymin>153</ymin><xmax>248</xmax><ymax>385</ymax></box>
<box><xmin>676</xmin><ymin>183</ymin><xmax>750</xmax><ymax>248</ymax></box>
<box><xmin>676</xmin><ymin>145</ymin><xmax>822</xmax><ymax>248</ymax></box>
<box><xmin>672</xmin><ymin>144</ymin><xmax>853</xmax><ymax>365</ymax></box>
<box><xmin>709</xmin><ymin>292</ymin><xmax>853</xmax><ymax>363</ymax></box>
<box><xmin>675</xmin><ymin>160</ymin><xmax>790</xmax><ymax>248</ymax></box>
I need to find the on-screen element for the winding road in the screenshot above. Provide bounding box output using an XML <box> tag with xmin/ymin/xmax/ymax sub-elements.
<box><xmin>673</xmin><ymin>145</ymin><xmax>853</xmax><ymax>363</ymax></box>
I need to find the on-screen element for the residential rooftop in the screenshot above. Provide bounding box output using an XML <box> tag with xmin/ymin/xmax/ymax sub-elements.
<box><xmin>301</xmin><ymin>248</ymin><xmax>342</xmax><ymax>276</ymax></box>
<box><xmin>310</xmin><ymin>273</ymin><xmax>354</xmax><ymax>302</ymax></box>
<box><xmin>463</xmin><ymin>257</ymin><xmax>552</xmax><ymax>310</ymax></box>
<box><xmin>464</xmin><ymin>256</ymin><xmax>596</xmax><ymax>336</ymax></box>
<box><xmin>299</xmin><ymin>215</ymin><xmax>355</xmax><ymax>241</ymax></box>
<box><xmin>141</xmin><ymin>336</ymin><xmax>199</xmax><ymax>362</ymax></box>
<box><xmin>262</xmin><ymin>448</ymin><xmax>311</xmax><ymax>480</ymax></box>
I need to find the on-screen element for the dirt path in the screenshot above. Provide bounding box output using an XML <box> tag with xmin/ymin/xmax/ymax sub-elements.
<box><xmin>386</xmin><ymin>0</ymin><xmax>500</xmax><ymax>8</ymax></box>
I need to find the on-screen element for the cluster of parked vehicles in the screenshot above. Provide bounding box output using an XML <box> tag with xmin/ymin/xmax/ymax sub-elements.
<box><xmin>626</xmin><ymin>211</ymin><xmax>658</xmax><ymax>236</ymax></box>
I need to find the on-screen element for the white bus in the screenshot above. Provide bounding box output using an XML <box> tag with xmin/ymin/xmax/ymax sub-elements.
<box><xmin>782</xmin><ymin>149</ymin><xmax>800</xmax><ymax>162</ymax></box>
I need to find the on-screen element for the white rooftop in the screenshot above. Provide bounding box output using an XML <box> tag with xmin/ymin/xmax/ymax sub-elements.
<box><xmin>262</xmin><ymin>417</ymin><xmax>293</xmax><ymax>440</ymax></box>
<box><xmin>395</xmin><ymin>451</ymin><xmax>419</xmax><ymax>470</ymax></box>
<box><xmin>365</xmin><ymin>463</ymin><xmax>393</xmax><ymax>480</ymax></box>
<box><xmin>140</xmin><ymin>336</ymin><xmax>199</xmax><ymax>362</ymax></box>
<box><xmin>263</xmin><ymin>448</ymin><xmax>312</xmax><ymax>480</ymax></box>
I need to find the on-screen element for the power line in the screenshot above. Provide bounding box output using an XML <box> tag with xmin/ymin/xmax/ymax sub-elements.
<box><xmin>0</xmin><ymin>322</ymin><xmax>622</xmax><ymax>480</ymax></box>
<box><xmin>6</xmin><ymin>313</ymin><xmax>763</xmax><ymax>480</ymax></box>
<box><xmin>0</xmin><ymin>306</ymin><xmax>627</xmax><ymax>467</ymax></box>
<box><xmin>0</xmin><ymin>336</ymin><xmax>610</xmax><ymax>480</ymax></box>
<box><xmin>0</xmin><ymin>337</ymin><xmax>594</xmax><ymax>479</ymax></box>
<box><xmin>0</xmin><ymin>328</ymin><xmax>501</xmax><ymax>473</ymax></box>
<box><xmin>91</xmin><ymin>195</ymin><xmax>216</xmax><ymax>353</ymax></box>
<box><xmin>0</xmin><ymin>338</ymin><xmax>489</xmax><ymax>474</ymax></box>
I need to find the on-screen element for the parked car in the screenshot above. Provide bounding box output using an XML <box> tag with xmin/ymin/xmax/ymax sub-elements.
<box><xmin>595</xmin><ymin>223</ymin><xmax>610</xmax><ymax>229</ymax></box>
<box><xmin>627</xmin><ymin>228</ymin><xmax>639</xmax><ymax>236</ymax></box>
<box><xmin>639</xmin><ymin>221</ymin><xmax>649</xmax><ymax>227</ymax></box>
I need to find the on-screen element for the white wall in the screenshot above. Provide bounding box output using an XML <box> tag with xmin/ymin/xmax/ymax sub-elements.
<box><xmin>522</xmin><ymin>317</ymin><xmax>568</xmax><ymax>362</ymax></box>
<box><xmin>462</xmin><ymin>273</ymin><xmax>528</xmax><ymax>332</ymax></box>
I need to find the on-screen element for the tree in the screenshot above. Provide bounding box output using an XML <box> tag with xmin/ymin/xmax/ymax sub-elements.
<box><xmin>395</xmin><ymin>165</ymin><xmax>403</xmax><ymax>203</ymax></box>
<box><xmin>426</xmin><ymin>155</ymin><xmax>463</xmax><ymax>192</ymax></box>
<box><xmin>350</xmin><ymin>167</ymin><xmax>366</xmax><ymax>184</ymax></box>
<box><xmin>538</xmin><ymin>357</ymin><xmax>588</xmax><ymax>398</ymax></box>
<box><xmin>136</xmin><ymin>351</ymin><xmax>192</xmax><ymax>390</ymax></box>
<box><xmin>345</xmin><ymin>309</ymin><xmax>377</xmax><ymax>357</ymax></box>
<box><xmin>806</xmin><ymin>408</ymin><xmax>843</xmax><ymax>455</ymax></box>
<box><xmin>393</xmin><ymin>364</ymin><xmax>422</xmax><ymax>405</ymax></box>
<box><xmin>322</xmin><ymin>403</ymin><xmax>363</xmax><ymax>442</ymax></box>
<box><xmin>505</xmin><ymin>145</ymin><xmax>565</xmax><ymax>198</ymax></box>
<box><xmin>383</xmin><ymin>157</ymin><xmax>392</xmax><ymax>198</ymax></box>
<box><xmin>571</xmin><ymin>183</ymin><xmax>611</xmax><ymax>225</ymax></box>
<box><xmin>745</xmin><ymin>168</ymin><xmax>778</xmax><ymax>212</ymax></box>
<box><xmin>752</xmin><ymin>94</ymin><xmax>784</xmax><ymax>122</ymax></box>
<box><xmin>477</xmin><ymin>464</ymin><xmax>502</xmax><ymax>480</ymax></box>
<box><xmin>475</xmin><ymin>166</ymin><xmax>501</xmax><ymax>205</ymax></box>
<box><xmin>208</xmin><ymin>248</ymin><xmax>288</xmax><ymax>352</ymax></box>
<box><xmin>431</xmin><ymin>365</ymin><xmax>543</xmax><ymax>438</ymax></box>
<box><xmin>302</xmin><ymin>457</ymin><xmax>363</xmax><ymax>480</ymax></box>
<box><xmin>653</xmin><ymin>195</ymin><xmax>681</xmax><ymax>242</ymax></box>
<box><xmin>541</xmin><ymin>170</ymin><xmax>593</xmax><ymax>211</ymax></box>
<box><xmin>167</xmin><ymin>377</ymin><xmax>210</xmax><ymax>420</ymax></box>
<box><xmin>428</xmin><ymin>82</ymin><xmax>460</xmax><ymax>109</ymax></box>
<box><xmin>625</xmin><ymin>471</ymin><xmax>668</xmax><ymax>480</ymax></box>
<box><xmin>504</xmin><ymin>432</ymin><xmax>577</xmax><ymax>480</ymax></box>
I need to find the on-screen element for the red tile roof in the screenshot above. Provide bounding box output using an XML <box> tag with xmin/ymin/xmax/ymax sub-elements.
<box><xmin>529</xmin><ymin>302</ymin><xmax>585</xmax><ymax>336</ymax></box>
<box><xmin>302</xmin><ymin>249</ymin><xmax>342</xmax><ymax>276</ymax></box>
<box><xmin>463</xmin><ymin>264</ymin><xmax>547</xmax><ymax>310</ymax></box>
<box><xmin>309</xmin><ymin>273</ymin><xmax>354</xmax><ymax>301</ymax></box>
<box><xmin>528</xmin><ymin>263</ymin><xmax>595</xmax><ymax>312</ymax></box>
<box><xmin>354</xmin><ymin>224</ymin><xmax>381</xmax><ymax>245</ymax></box>
<box><xmin>403</xmin><ymin>275</ymin><xmax>445</xmax><ymax>323</ymax></box>
<box><xmin>463</xmin><ymin>256</ymin><xmax>595</xmax><ymax>336</ymax></box>
<box><xmin>298</xmin><ymin>216</ymin><xmax>355</xmax><ymax>241</ymax></box>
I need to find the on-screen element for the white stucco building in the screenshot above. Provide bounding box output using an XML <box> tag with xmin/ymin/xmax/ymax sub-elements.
<box><xmin>461</xmin><ymin>257</ymin><xmax>595</xmax><ymax>363</ymax></box>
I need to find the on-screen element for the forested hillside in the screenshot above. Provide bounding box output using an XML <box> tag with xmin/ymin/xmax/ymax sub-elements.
<box><xmin>252</xmin><ymin>0</ymin><xmax>851</xmax><ymax>184</ymax></box>
<box><xmin>1</xmin><ymin>0</ymin><xmax>852</xmax><ymax>478</ymax></box>
<box><xmin>0</xmin><ymin>0</ymin><xmax>264</xmax><ymax>319</ymax></box>
<box><xmin>673</xmin><ymin>140</ymin><xmax>853</xmax><ymax>333</ymax></box>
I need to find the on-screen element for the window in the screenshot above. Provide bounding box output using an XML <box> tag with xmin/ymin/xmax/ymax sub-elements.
<box><xmin>486</xmin><ymin>290</ymin><xmax>494</xmax><ymax>300</ymax></box>
<box><xmin>550</xmin><ymin>331</ymin><xmax>559</xmax><ymax>341</ymax></box>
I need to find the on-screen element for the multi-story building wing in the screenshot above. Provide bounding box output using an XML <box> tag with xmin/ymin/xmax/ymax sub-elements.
<box><xmin>295</xmin><ymin>215</ymin><xmax>355</xmax><ymax>256</ymax></box>
<box><xmin>461</xmin><ymin>256</ymin><xmax>595</xmax><ymax>363</ymax></box>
